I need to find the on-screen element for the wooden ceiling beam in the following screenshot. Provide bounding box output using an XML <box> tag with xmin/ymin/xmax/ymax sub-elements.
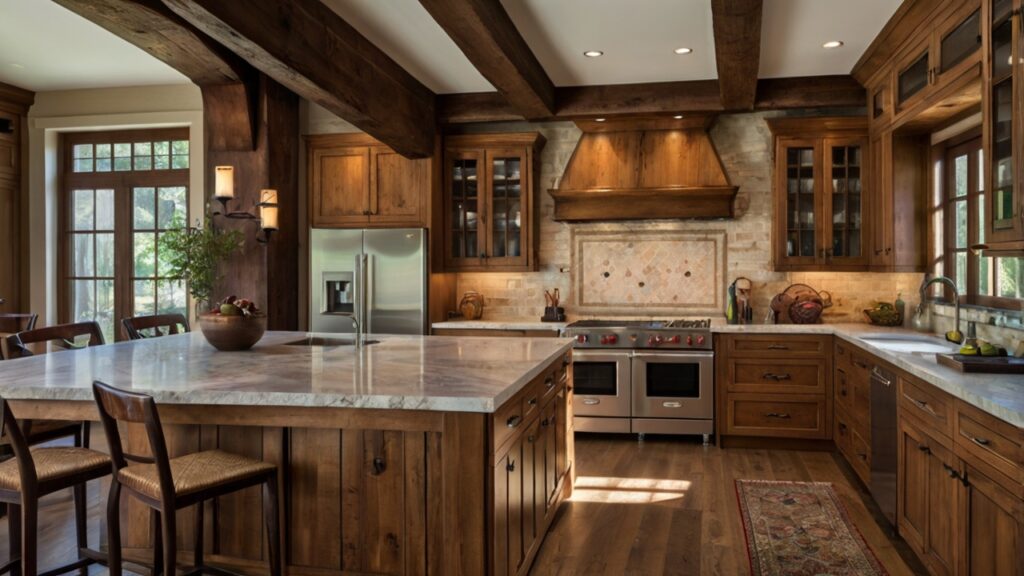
<box><xmin>710</xmin><ymin>0</ymin><xmax>763</xmax><ymax>111</ymax></box>
<box><xmin>419</xmin><ymin>0</ymin><xmax>554</xmax><ymax>120</ymax></box>
<box><xmin>437</xmin><ymin>76</ymin><xmax>865</xmax><ymax>124</ymax></box>
<box><xmin>161</xmin><ymin>0</ymin><xmax>436</xmax><ymax>158</ymax></box>
<box><xmin>53</xmin><ymin>0</ymin><xmax>259</xmax><ymax>150</ymax></box>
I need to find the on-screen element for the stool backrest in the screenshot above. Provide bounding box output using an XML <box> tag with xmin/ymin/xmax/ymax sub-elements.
<box><xmin>0</xmin><ymin>313</ymin><xmax>38</xmax><ymax>334</ymax></box>
<box><xmin>121</xmin><ymin>313</ymin><xmax>190</xmax><ymax>341</ymax></box>
<box><xmin>0</xmin><ymin>398</ymin><xmax>37</xmax><ymax>490</ymax></box>
<box><xmin>5</xmin><ymin>321</ymin><xmax>105</xmax><ymax>359</ymax></box>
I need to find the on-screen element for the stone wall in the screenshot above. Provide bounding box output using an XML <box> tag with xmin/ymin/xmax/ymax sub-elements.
<box><xmin>454</xmin><ymin>112</ymin><xmax>925</xmax><ymax>324</ymax></box>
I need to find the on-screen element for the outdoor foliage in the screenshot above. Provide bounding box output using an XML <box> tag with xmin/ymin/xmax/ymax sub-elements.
<box><xmin>159</xmin><ymin>217</ymin><xmax>243</xmax><ymax>309</ymax></box>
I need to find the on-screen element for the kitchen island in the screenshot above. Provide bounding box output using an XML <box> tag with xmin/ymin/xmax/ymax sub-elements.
<box><xmin>0</xmin><ymin>332</ymin><xmax>575</xmax><ymax>576</ymax></box>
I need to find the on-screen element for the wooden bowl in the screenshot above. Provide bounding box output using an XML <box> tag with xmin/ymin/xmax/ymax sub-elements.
<box><xmin>198</xmin><ymin>313</ymin><xmax>267</xmax><ymax>351</ymax></box>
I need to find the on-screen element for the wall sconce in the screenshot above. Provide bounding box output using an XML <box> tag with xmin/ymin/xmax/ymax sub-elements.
<box><xmin>211</xmin><ymin>165</ymin><xmax>278</xmax><ymax>244</ymax></box>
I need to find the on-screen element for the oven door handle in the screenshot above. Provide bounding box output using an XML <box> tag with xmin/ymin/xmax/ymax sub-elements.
<box><xmin>630</xmin><ymin>352</ymin><xmax>714</xmax><ymax>359</ymax></box>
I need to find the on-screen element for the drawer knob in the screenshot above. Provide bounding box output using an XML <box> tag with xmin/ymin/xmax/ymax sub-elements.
<box><xmin>765</xmin><ymin>412</ymin><xmax>791</xmax><ymax>419</ymax></box>
<box><xmin>762</xmin><ymin>372</ymin><xmax>792</xmax><ymax>381</ymax></box>
<box><xmin>970</xmin><ymin>436</ymin><xmax>990</xmax><ymax>446</ymax></box>
<box><xmin>507</xmin><ymin>415</ymin><xmax>523</xmax><ymax>429</ymax></box>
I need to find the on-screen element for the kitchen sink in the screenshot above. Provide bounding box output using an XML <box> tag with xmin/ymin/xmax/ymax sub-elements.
<box><xmin>282</xmin><ymin>336</ymin><xmax>379</xmax><ymax>347</ymax></box>
<box><xmin>857</xmin><ymin>334</ymin><xmax>957</xmax><ymax>354</ymax></box>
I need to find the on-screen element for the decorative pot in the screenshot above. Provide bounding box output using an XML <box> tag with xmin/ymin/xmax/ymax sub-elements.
<box><xmin>198</xmin><ymin>313</ymin><xmax>267</xmax><ymax>351</ymax></box>
<box><xmin>459</xmin><ymin>291</ymin><xmax>485</xmax><ymax>320</ymax></box>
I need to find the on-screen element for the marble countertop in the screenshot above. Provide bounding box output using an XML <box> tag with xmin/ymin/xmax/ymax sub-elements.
<box><xmin>433</xmin><ymin>318</ymin><xmax>567</xmax><ymax>331</ymax></box>
<box><xmin>714</xmin><ymin>323</ymin><xmax>1024</xmax><ymax>428</ymax></box>
<box><xmin>0</xmin><ymin>332</ymin><xmax>573</xmax><ymax>414</ymax></box>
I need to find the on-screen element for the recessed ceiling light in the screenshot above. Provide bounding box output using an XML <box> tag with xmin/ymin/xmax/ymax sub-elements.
<box><xmin>823</xmin><ymin>41</ymin><xmax>844</xmax><ymax>49</ymax></box>
<box><xmin>673</xmin><ymin>114</ymin><xmax>684</xmax><ymax>119</ymax></box>
<box><xmin>583</xmin><ymin>50</ymin><xmax>604</xmax><ymax>58</ymax></box>
<box><xmin>595</xmin><ymin>118</ymin><xmax>606</xmax><ymax>122</ymax></box>
<box><xmin>673</xmin><ymin>47</ymin><xmax>693</xmax><ymax>55</ymax></box>
<box><xmin>9</xmin><ymin>63</ymin><xmax>24</xmax><ymax>69</ymax></box>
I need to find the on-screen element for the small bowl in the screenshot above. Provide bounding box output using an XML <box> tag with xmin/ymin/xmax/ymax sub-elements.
<box><xmin>198</xmin><ymin>313</ymin><xmax>267</xmax><ymax>351</ymax></box>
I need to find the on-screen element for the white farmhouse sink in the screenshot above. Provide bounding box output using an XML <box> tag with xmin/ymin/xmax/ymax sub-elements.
<box><xmin>857</xmin><ymin>333</ymin><xmax>958</xmax><ymax>355</ymax></box>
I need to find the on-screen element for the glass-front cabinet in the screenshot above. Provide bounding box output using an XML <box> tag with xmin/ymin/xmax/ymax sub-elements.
<box><xmin>984</xmin><ymin>0</ymin><xmax>1023</xmax><ymax>244</ymax></box>
<box><xmin>443</xmin><ymin>133</ymin><xmax>545</xmax><ymax>272</ymax></box>
<box><xmin>770</xmin><ymin>118</ymin><xmax>870</xmax><ymax>271</ymax></box>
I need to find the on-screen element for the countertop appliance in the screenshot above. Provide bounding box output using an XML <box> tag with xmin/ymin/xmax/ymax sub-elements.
<box><xmin>870</xmin><ymin>363</ymin><xmax>898</xmax><ymax>527</ymax></box>
<box><xmin>310</xmin><ymin>228</ymin><xmax>428</xmax><ymax>335</ymax></box>
<box><xmin>564</xmin><ymin>319</ymin><xmax>714</xmax><ymax>443</ymax></box>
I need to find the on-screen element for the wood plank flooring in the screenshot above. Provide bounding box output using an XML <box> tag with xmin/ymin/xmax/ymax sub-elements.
<box><xmin>0</xmin><ymin>434</ymin><xmax>925</xmax><ymax>576</ymax></box>
<box><xmin>529</xmin><ymin>434</ymin><xmax>927</xmax><ymax>576</ymax></box>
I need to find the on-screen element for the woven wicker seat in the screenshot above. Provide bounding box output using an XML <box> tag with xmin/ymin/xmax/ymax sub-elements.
<box><xmin>94</xmin><ymin>381</ymin><xmax>281</xmax><ymax>576</ymax></box>
<box><xmin>118</xmin><ymin>449</ymin><xmax>275</xmax><ymax>500</ymax></box>
<box><xmin>0</xmin><ymin>447</ymin><xmax>109</xmax><ymax>491</ymax></box>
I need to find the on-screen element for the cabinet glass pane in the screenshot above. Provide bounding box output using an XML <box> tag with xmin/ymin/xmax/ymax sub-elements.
<box><xmin>940</xmin><ymin>10</ymin><xmax>980</xmax><ymax>73</ymax></box>
<box><xmin>991</xmin><ymin>80</ymin><xmax>1015</xmax><ymax>228</ymax></box>
<box><xmin>830</xmin><ymin>145</ymin><xmax>863</xmax><ymax>258</ymax></box>
<box><xmin>993</xmin><ymin>18</ymin><xmax>1013</xmax><ymax>81</ymax></box>
<box><xmin>872</xmin><ymin>89</ymin><xmax>885</xmax><ymax>119</ymax></box>
<box><xmin>491</xmin><ymin>157</ymin><xmax>522</xmax><ymax>259</ymax></box>
<box><xmin>898</xmin><ymin>53</ymin><xmax>929</xmax><ymax>104</ymax></box>
<box><xmin>450</xmin><ymin>159</ymin><xmax>479</xmax><ymax>259</ymax></box>
<box><xmin>785</xmin><ymin>147</ymin><xmax>816</xmax><ymax>258</ymax></box>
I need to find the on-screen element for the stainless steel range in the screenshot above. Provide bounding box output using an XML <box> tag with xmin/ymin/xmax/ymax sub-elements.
<box><xmin>564</xmin><ymin>319</ymin><xmax>714</xmax><ymax>443</ymax></box>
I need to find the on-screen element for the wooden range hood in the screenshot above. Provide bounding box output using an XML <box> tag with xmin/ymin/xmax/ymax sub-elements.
<box><xmin>549</xmin><ymin>116</ymin><xmax>738</xmax><ymax>221</ymax></box>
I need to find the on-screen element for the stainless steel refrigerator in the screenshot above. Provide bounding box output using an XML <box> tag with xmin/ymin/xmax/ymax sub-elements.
<box><xmin>310</xmin><ymin>228</ymin><xmax>428</xmax><ymax>335</ymax></box>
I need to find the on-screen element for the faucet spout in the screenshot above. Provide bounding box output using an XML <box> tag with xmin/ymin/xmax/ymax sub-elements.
<box><xmin>920</xmin><ymin>275</ymin><xmax>962</xmax><ymax>343</ymax></box>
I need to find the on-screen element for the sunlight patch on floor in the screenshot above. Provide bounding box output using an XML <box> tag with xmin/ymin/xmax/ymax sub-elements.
<box><xmin>570</xmin><ymin>476</ymin><xmax>691</xmax><ymax>504</ymax></box>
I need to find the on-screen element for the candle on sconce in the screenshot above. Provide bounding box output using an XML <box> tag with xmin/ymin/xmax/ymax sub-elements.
<box><xmin>259</xmin><ymin>189</ymin><xmax>279</xmax><ymax>231</ymax></box>
<box><xmin>214</xmin><ymin>166</ymin><xmax>235</xmax><ymax>200</ymax></box>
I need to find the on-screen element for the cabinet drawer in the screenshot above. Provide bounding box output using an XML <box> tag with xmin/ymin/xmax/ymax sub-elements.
<box><xmin>494</xmin><ymin>393</ymin><xmax>526</xmax><ymax>452</ymax></box>
<box><xmin>899</xmin><ymin>375</ymin><xmax>953</xmax><ymax>439</ymax></box>
<box><xmin>727</xmin><ymin>358</ymin><xmax>827</xmax><ymax>394</ymax></box>
<box><xmin>723</xmin><ymin>334</ymin><xmax>829</xmax><ymax>358</ymax></box>
<box><xmin>954</xmin><ymin>401</ymin><xmax>1022</xmax><ymax>487</ymax></box>
<box><xmin>835</xmin><ymin>406</ymin><xmax>854</xmax><ymax>457</ymax></box>
<box><xmin>724</xmin><ymin>394</ymin><xmax>829</xmax><ymax>439</ymax></box>
<box><xmin>849</xmin><ymin>425</ymin><xmax>871</xmax><ymax>485</ymax></box>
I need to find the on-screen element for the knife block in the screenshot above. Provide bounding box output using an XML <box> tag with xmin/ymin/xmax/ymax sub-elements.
<box><xmin>542</xmin><ymin>306</ymin><xmax>565</xmax><ymax>322</ymax></box>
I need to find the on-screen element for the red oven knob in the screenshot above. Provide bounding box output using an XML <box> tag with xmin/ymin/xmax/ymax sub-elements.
<box><xmin>686</xmin><ymin>335</ymin><xmax>693</xmax><ymax>345</ymax></box>
<box><xmin>696</xmin><ymin>335</ymin><xmax>706</xmax><ymax>345</ymax></box>
<box><xmin>669</xmin><ymin>335</ymin><xmax>680</xmax><ymax>344</ymax></box>
<box><xmin>576</xmin><ymin>334</ymin><xmax>588</xmax><ymax>344</ymax></box>
<box><xmin>600</xmin><ymin>334</ymin><xmax>618</xmax><ymax>345</ymax></box>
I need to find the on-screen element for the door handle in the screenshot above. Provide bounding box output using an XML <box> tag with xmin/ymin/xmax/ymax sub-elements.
<box><xmin>662</xmin><ymin>401</ymin><xmax>682</xmax><ymax>408</ymax></box>
<box><xmin>582</xmin><ymin>398</ymin><xmax>600</xmax><ymax>405</ymax></box>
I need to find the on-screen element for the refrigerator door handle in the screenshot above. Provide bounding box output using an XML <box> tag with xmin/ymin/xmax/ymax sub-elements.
<box><xmin>366</xmin><ymin>253</ymin><xmax>374</xmax><ymax>334</ymax></box>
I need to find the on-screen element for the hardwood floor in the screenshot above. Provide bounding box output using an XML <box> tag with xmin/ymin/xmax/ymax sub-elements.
<box><xmin>530</xmin><ymin>434</ymin><xmax>927</xmax><ymax>576</ymax></box>
<box><xmin>0</xmin><ymin>434</ymin><xmax>925</xmax><ymax>576</ymax></box>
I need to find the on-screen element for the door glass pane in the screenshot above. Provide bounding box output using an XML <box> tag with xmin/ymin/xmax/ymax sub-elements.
<box><xmin>992</xmin><ymin>80</ymin><xmax>1014</xmax><ymax>227</ymax></box>
<box><xmin>73</xmin><ymin>279</ymin><xmax>94</xmax><ymax>324</ymax></box>
<box><xmin>73</xmin><ymin>234</ymin><xmax>94</xmax><ymax>276</ymax></box>
<box><xmin>830</xmin><ymin>145</ymin><xmax>862</xmax><ymax>258</ymax></box>
<box><xmin>158</xmin><ymin>186</ymin><xmax>187</xmax><ymax>228</ymax></box>
<box><xmin>491</xmin><ymin>157</ymin><xmax>522</xmax><ymax>259</ymax></box>
<box><xmin>785</xmin><ymin>147</ymin><xmax>816</xmax><ymax>257</ymax></box>
<box><xmin>157</xmin><ymin>279</ymin><xmax>188</xmax><ymax>317</ymax></box>
<box><xmin>96</xmin><ymin>189</ymin><xmax>115</xmax><ymax>230</ymax></box>
<box><xmin>73</xmin><ymin>189</ymin><xmax>94</xmax><ymax>231</ymax></box>
<box><xmin>134</xmin><ymin>187</ymin><xmax>156</xmax><ymax>229</ymax></box>
<box><xmin>645</xmin><ymin>363</ymin><xmax>701</xmax><ymax>398</ymax></box>
<box><xmin>134</xmin><ymin>232</ymin><xmax>156</xmax><ymax>278</ymax></box>
<box><xmin>450</xmin><ymin>158</ymin><xmax>479</xmax><ymax>260</ymax></box>
<box><xmin>940</xmin><ymin>10</ymin><xmax>980</xmax><ymax>73</ymax></box>
<box><xmin>96</xmin><ymin>279</ymin><xmax>115</xmax><ymax>343</ymax></box>
<box><xmin>898</xmin><ymin>52</ymin><xmax>929</xmax><ymax>104</ymax></box>
<box><xmin>955</xmin><ymin>252</ymin><xmax>967</xmax><ymax>294</ymax></box>
<box><xmin>96</xmin><ymin>233</ymin><xmax>114</xmax><ymax>277</ymax></box>
<box><xmin>997</xmin><ymin>258</ymin><xmax>1023</xmax><ymax>298</ymax></box>
<box><xmin>574</xmin><ymin>362</ymin><xmax>618</xmax><ymax>396</ymax></box>
<box><xmin>993</xmin><ymin>18</ymin><xmax>1014</xmax><ymax>80</ymax></box>
<box><xmin>134</xmin><ymin>279</ymin><xmax>156</xmax><ymax>316</ymax></box>
<box><xmin>955</xmin><ymin>200</ymin><xmax>968</xmax><ymax>248</ymax></box>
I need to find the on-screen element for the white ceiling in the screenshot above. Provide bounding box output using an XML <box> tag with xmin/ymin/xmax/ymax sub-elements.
<box><xmin>759</xmin><ymin>0</ymin><xmax>903</xmax><ymax>79</ymax></box>
<box><xmin>0</xmin><ymin>0</ymin><xmax>188</xmax><ymax>92</ymax></box>
<box><xmin>0</xmin><ymin>0</ymin><xmax>902</xmax><ymax>96</ymax></box>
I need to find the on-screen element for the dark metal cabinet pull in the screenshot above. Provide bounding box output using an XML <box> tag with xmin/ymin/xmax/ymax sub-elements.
<box><xmin>545</xmin><ymin>377</ymin><xmax>555</xmax><ymax>389</ymax></box>
<box><xmin>917</xmin><ymin>444</ymin><xmax>930</xmax><ymax>453</ymax></box>
<box><xmin>767</xmin><ymin>344</ymin><xmax>788</xmax><ymax>350</ymax></box>
<box><xmin>527</xmin><ymin>397</ymin><xmax>538</xmax><ymax>406</ymax></box>
<box><xmin>970</xmin><ymin>436</ymin><xmax>990</xmax><ymax>446</ymax></box>
<box><xmin>762</xmin><ymin>372</ymin><xmax>792</xmax><ymax>381</ymax></box>
<box><xmin>506</xmin><ymin>415</ymin><xmax>522</xmax><ymax>429</ymax></box>
<box><xmin>765</xmin><ymin>412</ymin><xmax>791</xmax><ymax>419</ymax></box>
<box><xmin>372</xmin><ymin>457</ymin><xmax>386</xmax><ymax>475</ymax></box>
<box><xmin>507</xmin><ymin>459</ymin><xmax>515</xmax><ymax>472</ymax></box>
<box><xmin>942</xmin><ymin>463</ymin><xmax>958</xmax><ymax>479</ymax></box>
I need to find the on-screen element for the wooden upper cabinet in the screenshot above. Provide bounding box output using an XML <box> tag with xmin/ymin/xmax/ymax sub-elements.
<box><xmin>894</xmin><ymin>0</ymin><xmax>982</xmax><ymax>119</ymax></box>
<box><xmin>769</xmin><ymin>118</ymin><xmax>869</xmax><ymax>271</ymax></box>
<box><xmin>307</xmin><ymin>134</ymin><xmax>431</xmax><ymax>229</ymax></box>
<box><xmin>443</xmin><ymin>133</ymin><xmax>545</xmax><ymax>272</ymax></box>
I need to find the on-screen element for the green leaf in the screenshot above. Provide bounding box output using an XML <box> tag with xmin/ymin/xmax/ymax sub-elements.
<box><xmin>159</xmin><ymin>215</ymin><xmax>242</xmax><ymax>307</ymax></box>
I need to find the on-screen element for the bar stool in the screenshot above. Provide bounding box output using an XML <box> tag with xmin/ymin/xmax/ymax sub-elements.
<box><xmin>121</xmin><ymin>314</ymin><xmax>190</xmax><ymax>341</ymax></box>
<box><xmin>0</xmin><ymin>397</ymin><xmax>111</xmax><ymax>576</ymax></box>
<box><xmin>92</xmin><ymin>381</ymin><xmax>281</xmax><ymax>576</ymax></box>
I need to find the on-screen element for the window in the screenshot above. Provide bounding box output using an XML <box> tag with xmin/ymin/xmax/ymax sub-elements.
<box><xmin>941</xmin><ymin>136</ymin><xmax>1023</xmax><ymax>308</ymax></box>
<box><xmin>61</xmin><ymin>129</ymin><xmax>190</xmax><ymax>342</ymax></box>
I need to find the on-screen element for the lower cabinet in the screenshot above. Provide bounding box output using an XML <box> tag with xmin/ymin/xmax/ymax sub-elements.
<box><xmin>492</xmin><ymin>358</ymin><xmax>572</xmax><ymax>576</ymax></box>
<box><xmin>898</xmin><ymin>418</ymin><xmax>959</xmax><ymax>576</ymax></box>
<box><xmin>960</xmin><ymin>462</ymin><xmax>1024</xmax><ymax>575</ymax></box>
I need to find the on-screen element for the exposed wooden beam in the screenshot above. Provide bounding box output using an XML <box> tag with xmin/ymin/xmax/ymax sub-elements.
<box><xmin>53</xmin><ymin>0</ymin><xmax>259</xmax><ymax>150</ymax></box>
<box><xmin>710</xmin><ymin>0</ymin><xmax>763</xmax><ymax>110</ymax></box>
<box><xmin>437</xmin><ymin>76</ymin><xmax>864</xmax><ymax>124</ymax></box>
<box><xmin>418</xmin><ymin>0</ymin><xmax>554</xmax><ymax>119</ymax></box>
<box><xmin>162</xmin><ymin>0</ymin><xmax>436</xmax><ymax>158</ymax></box>
<box><xmin>754</xmin><ymin>76</ymin><xmax>866</xmax><ymax>110</ymax></box>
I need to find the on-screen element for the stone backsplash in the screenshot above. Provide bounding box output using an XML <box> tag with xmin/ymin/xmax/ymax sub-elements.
<box><xmin>453</xmin><ymin>113</ymin><xmax>922</xmax><ymax>323</ymax></box>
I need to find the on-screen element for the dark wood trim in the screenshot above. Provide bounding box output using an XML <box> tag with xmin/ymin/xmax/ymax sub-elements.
<box><xmin>0</xmin><ymin>81</ymin><xmax>34</xmax><ymax>111</ymax></box>
<box><xmin>710</xmin><ymin>0</ymin><xmax>763</xmax><ymax>110</ymax></box>
<box><xmin>851</xmin><ymin>0</ymin><xmax>942</xmax><ymax>84</ymax></box>
<box><xmin>418</xmin><ymin>0</ymin><xmax>554</xmax><ymax>120</ymax></box>
<box><xmin>162</xmin><ymin>0</ymin><xmax>436</xmax><ymax>159</ymax></box>
<box><xmin>437</xmin><ymin>77</ymin><xmax>866</xmax><ymax>124</ymax></box>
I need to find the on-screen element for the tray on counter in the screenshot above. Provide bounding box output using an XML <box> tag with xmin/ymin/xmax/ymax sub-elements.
<box><xmin>936</xmin><ymin>353</ymin><xmax>1024</xmax><ymax>374</ymax></box>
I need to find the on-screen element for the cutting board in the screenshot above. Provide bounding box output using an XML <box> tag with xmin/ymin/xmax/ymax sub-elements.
<box><xmin>937</xmin><ymin>354</ymin><xmax>1024</xmax><ymax>374</ymax></box>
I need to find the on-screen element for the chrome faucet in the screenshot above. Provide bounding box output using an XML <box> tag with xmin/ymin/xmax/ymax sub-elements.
<box><xmin>334</xmin><ymin>254</ymin><xmax>367</xmax><ymax>348</ymax></box>
<box><xmin>337</xmin><ymin>312</ymin><xmax>363</xmax><ymax>349</ymax></box>
<box><xmin>917</xmin><ymin>275</ymin><xmax>962</xmax><ymax>343</ymax></box>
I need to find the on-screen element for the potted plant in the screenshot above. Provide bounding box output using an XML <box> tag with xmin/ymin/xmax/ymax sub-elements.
<box><xmin>161</xmin><ymin>218</ymin><xmax>265</xmax><ymax>350</ymax></box>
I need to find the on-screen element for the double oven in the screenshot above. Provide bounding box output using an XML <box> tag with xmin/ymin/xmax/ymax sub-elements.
<box><xmin>567</xmin><ymin>320</ymin><xmax>714</xmax><ymax>441</ymax></box>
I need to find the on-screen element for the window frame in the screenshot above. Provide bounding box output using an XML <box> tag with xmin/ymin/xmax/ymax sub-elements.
<box><xmin>58</xmin><ymin>128</ymin><xmax>190</xmax><ymax>341</ymax></box>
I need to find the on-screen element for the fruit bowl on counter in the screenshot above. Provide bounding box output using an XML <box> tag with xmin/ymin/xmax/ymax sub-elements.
<box><xmin>198</xmin><ymin>296</ymin><xmax>267</xmax><ymax>351</ymax></box>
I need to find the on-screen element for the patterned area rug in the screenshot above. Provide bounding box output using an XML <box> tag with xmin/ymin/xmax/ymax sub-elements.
<box><xmin>735</xmin><ymin>480</ymin><xmax>888</xmax><ymax>576</ymax></box>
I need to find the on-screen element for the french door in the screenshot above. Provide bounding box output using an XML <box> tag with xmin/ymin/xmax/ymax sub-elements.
<box><xmin>60</xmin><ymin>128</ymin><xmax>190</xmax><ymax>341</ymax></box>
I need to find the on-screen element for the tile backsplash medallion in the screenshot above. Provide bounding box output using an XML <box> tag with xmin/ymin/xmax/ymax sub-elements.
<box><xmin>454</xmin><ymin>113</ymin><xmax>924</xmax><ymax>323</ymax></box>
